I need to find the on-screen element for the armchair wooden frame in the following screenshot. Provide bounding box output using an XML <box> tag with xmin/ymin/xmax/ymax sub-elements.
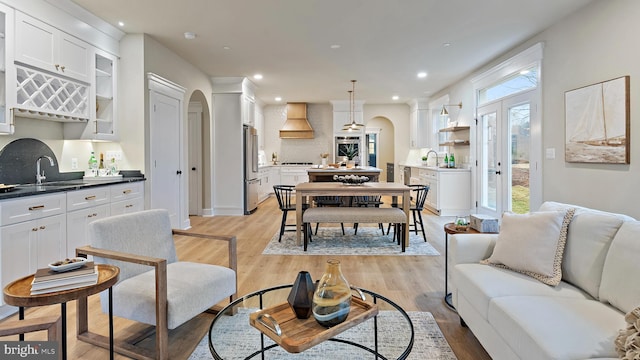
<box><xmin>75</xmin><ymin>231</ymin><xmax>237</xmax><ymax>360</ymax></box>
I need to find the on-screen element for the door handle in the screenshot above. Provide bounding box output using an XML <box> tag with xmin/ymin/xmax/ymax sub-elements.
<box><xmin>177</xmin><ymin>170</ymin><xmax>182</xmax><ymax>175</ymax></box>
<box><xmin>191</xmin><ymin>167</ymin><xmax>196</xmax><ymax>171</ymax></box>
<box><xmin>496</xmin><ymin>171</ymin><xmax>501</xmax><ymax>175</ymax></box>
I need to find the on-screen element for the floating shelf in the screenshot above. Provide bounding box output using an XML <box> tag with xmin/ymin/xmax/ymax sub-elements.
<box><xmin>440</xmin><ymin>141</ymin><xmax>470</xmax><ymax>146</ymax></box>
<box><xmin>439</xmin><ymin>126</ymin><xmax>470</xmax><ymax>133</ymax></box>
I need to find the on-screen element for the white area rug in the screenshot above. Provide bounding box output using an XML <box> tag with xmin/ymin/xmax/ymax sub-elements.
<box><xmin>189</xmin><ymin>310</ymin><xmax>457</xmax><ymax>359</ymax></box>
<box><xmin>262</xmin><ymin>227</ymin><xmax>440</xmax><ymax>256</ymax></box>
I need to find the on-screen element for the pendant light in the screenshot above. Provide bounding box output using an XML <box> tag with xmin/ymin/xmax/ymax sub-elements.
<box><xmin>342</xmin><ymin>80</ymin><xmax>365</xmax><ymax>131</ymax></box>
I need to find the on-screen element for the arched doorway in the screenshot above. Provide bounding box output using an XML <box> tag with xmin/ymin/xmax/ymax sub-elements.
<box><xmin>187</xmin><ymin>90</ymin><xmax>211</xmax><ymax>216</ymax></box>
<box><xmin>366</xmin><ymin>116</ymin><xmax>394</xmax><ymax>182</ymax></box>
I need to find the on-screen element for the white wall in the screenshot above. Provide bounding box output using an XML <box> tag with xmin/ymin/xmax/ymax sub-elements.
<box><xmin>431</xmin><ymin>0</ymin><xmax>640</xmax><ymax>218</ymax></box>
<box><xmin>364</xmin><ymin>104</ymin><xmax>411</xmax><ymax>172</ymax></box>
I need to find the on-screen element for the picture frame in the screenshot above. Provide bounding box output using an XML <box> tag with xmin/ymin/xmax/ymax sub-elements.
<box><xmin>565</xmin><ymin>75</ymin><xmax>630</xmax><ymax>164</ymax></box>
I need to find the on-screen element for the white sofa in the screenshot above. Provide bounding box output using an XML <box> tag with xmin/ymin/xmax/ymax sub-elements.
<box><xmin>450</xmin><ymin>201</ymin><xmax>639</xmax><ymax>360</ymax></box>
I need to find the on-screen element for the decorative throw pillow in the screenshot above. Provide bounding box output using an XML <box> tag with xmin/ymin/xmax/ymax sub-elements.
<box><xmin>615</xmin><ymin>306</ymin><xmax>640</xmax><ymax>359</ymax></box>
<box><xmin>480</xmin><ymin>208</ymin><xmax>575</xmax><ymax>286</ymax></box>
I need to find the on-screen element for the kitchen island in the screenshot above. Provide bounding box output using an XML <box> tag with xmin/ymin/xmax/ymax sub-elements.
<box><xmin>307</xmin><ymin>166</ymin><xmax>382</xmax><ymax>182</ymax></box>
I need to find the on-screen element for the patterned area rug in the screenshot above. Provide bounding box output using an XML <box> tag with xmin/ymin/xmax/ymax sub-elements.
<box><xmin>189</xmin><ymin>310</ymin><xmax>457</xmax><ymax>359</ymax></box>
<box><xmin>262</xmin><ymin>226</ymin><xmax>440</xmax><ymax>256</ymax></box>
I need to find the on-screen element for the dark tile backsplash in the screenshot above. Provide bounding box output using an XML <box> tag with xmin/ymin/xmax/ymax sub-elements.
<box><xmin>0</xmin><ymin>138</ymin><xmax>83</xmax><ymax>185</ymax></box>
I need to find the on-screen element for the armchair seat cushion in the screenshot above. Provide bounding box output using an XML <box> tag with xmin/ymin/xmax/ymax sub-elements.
<box><xmin>103</xmin><ymin>261</ymin><xmax>236</xmax><ymax>329</ymax></box>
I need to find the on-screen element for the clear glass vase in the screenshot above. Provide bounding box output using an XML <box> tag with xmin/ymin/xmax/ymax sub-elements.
<box><xmin>312</xmin><ymin>259</ymin><xmax>351</xmax><ymax>327</ymax></box>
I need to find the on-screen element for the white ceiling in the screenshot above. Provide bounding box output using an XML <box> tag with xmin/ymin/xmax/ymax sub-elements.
<box><xmin>70</xmin><ymin>0</ymin><xmax>593</xmax><ymax>105</ymax></box>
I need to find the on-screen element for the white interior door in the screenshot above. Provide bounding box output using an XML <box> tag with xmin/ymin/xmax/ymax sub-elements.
<box><xmin>150</xmin><ymin>91</ymin><xmax>182</xmax><ymax>228</ymax></box>
<box><xmin>188</xmin><ymin>104</ymin><xmax>203</xmax><ymax>216</ymax></box>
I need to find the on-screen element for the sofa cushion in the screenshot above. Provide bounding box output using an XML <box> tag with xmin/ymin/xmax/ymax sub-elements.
<box><xmin>482</xmin><ymin>209</ymin><xmax>574</xmax><ymax>286</ymax></box>
<box><xmin>454</xmin><ymin>263</ymin><xmax>591</xmax><ymax>321</ymax></box>
<box><xmin>600</xmin><ymin>221</ymin><xmax>640</xmax><ymax>313</ymax></box>
<box><xmin>539</xmin><ymin>201</ymin><xmax>628</xmax><ymax>299</ymax></box>
<box><xmin>489</xmin><ymin>296</ymin><xmax>625</xmax><ymax>360</ymax></box>
<box><xmin>102</xmin><ymin>261</ymin><xmax>236</xmax><ymax>329</ymax></box>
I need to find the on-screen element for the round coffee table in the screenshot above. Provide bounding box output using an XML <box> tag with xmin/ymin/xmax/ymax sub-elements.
<box><xmin>208</xmin><ymin>284</ymin><xmax>414</xmax><ymax>359</ymax></box>
<box><xmin>3</xmin><ymin>264</ymin><xmax>119</xmax><ymax>360</ymax></box>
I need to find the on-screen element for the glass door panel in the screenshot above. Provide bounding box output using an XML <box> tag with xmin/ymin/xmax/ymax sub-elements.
<box><xmin>477</xmin><ymin>103</ymin><xmax>501</xmax><ymax>218</ymax></box>
<box><xmin>508</xmin><ymin>102</ymin><xmax>531</xmax><ymax>213</ymax></box>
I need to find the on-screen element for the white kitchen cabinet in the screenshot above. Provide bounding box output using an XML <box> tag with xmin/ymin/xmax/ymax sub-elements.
<box><xmin>242</xmin><ymin>94</ymin><xmax>255</xmax><ymax>126</ymax></box>
<box><xmin>0</xmin><ymin>4</ymin><xmax>15</xmax><ymax>134</ymax></box>
<box><xmin>15</xmin><ymin>11</ymin><xmax>91</xmax><ymax>83</ymax></box>
<box><xmin>258</xmin><ymin>167</ymin><xmax>270</xmax><ymax>203</ymax></box>
<box><xmin>0</xmin><ymin>193</ymin><xmax>67</xmax><ymax>306</ymax></box>
<box><xmin>66</xmin><ymin>204</ymin><xmax>109</xmax><ymax>258</ymax></box>
<box><xmin>419</xmin><ymin>168</ymin><xmax>470</xmax><ymax>216</ymax></box>
<box><xmin>279</xmin><ymin>167</ymin><xmax>309</xmax><ymax>186</ymax></box>
<box><xmin>410</xmin><ymin>109</ymin><xmax>431</xmax><ymax>149</ymax></box>
<box><xmin>110</xmin><ymin>182</ymin><xmax>144</xmax><ymax>215</ymax></box>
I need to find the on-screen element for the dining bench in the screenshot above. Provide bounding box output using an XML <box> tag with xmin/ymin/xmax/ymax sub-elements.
<box><xmin>303</xmin><ymin>207</ymin><xmax>407</xmax><ymax>252</ymax></box>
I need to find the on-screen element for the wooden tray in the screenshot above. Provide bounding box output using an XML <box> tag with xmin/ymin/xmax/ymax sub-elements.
<box><xmin>249</xmin><ymin>296</ymin><xmax>378</xmax><ymax>353</ymax></box>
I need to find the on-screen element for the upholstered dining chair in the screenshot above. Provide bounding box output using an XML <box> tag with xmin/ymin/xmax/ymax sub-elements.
<box><xmin>76</xmin><ymin>209</ymin><xmax>237</xmax><ymax>360</ymax></box>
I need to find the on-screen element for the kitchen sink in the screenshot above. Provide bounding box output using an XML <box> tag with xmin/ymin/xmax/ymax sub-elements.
<box><xmin>19</xmin><ymin>181</ymin><xmax>89</xmax><ymax>188</ymax></box>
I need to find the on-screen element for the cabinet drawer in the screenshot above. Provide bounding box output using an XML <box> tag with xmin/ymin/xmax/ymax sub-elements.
<box><xmin>110</xmin><ymin>182</ymin><xmax>144</xmax><ymax>202</ymax></box>
<box><xmin>0</xmin><ymin>193</ymin><xmax>66</xmax><ymax>226</ymax></box>
<box><xmin>110</xmin><ymin>197</ymin><xmax>144</xmax><ymax>216</ymax></box>
<box><xmin>67</xmin><ymin>186</ymin><xmax>110</xmax><ymax>211</ymax></box>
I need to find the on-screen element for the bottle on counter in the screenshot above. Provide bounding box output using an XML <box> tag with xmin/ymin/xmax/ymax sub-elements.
<box><xmin>109</xmin><ymin>157</ymin><xmax>118</xmax><ymax>175</ymax></box>
<box><xmin>443</xmin><ymin>153</ymin><xmax>449</xmax><ymax>168</ymax></box>
<box><xmin>88</xmin><ymin>152</ymin><xmax>98</xmax><ymax>170</ymax></box>
<box><xmin>99</xmin><ymin>152</ymin><xmax>105</xmax><ymax>169</ymax></box>
<box><xmin>449</xmin><ymin>153</ymin><xmax>455</xmax><ymax>168</ymax></box>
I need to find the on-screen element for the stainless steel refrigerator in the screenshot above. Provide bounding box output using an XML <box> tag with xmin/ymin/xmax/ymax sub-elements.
<box><xmin>244</xmin><ymin>125</ymin><xmax>259</xmax><ymax>214</ymax></box>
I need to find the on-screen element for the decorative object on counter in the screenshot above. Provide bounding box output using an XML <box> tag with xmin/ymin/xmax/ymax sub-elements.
<box><xmin>339</xmin><ymin>143</ymin><xmax>359</xmax><ymax>168</ymax></box>
<box><xmin>272</xmin><ymin>152</ymin><xmax>278</xmax><ymax>165</ymax></box>
<box><xmin>449</xmin><ymin>153</ymin><xmax>455</xmax><ymax>168</ymax></box>
<box><xmin>443</xmin><ymin>153</ymin><xmax>449</xmax><ymax>168</ymax></box>
<box><xmin>287</xmin><ymin>271</ymin><xmax>315</xmax><ymax>319</ymax></box>
<box><xmin>320</xmin><ymin>153</ymin><xmax>329</xmax><ymax>168</ymax></box>
<box><xmin>333</xmin><ymin>174</ymin><xmax>369</xmax><ymax>185</ymax></box>
<box><xmin>313</xmin><ymin>259</ymin><xmax>352</xmax><ymax>327</ymax></box>
<box><xmin>88</xmin><ymin>151</ymin><xmax>98</xmax><ymax>175</ymax></box>
<box><xmin>421</xmin><ymin>155</ymin><xmax>428</xmax><ymax>166</ymax></box>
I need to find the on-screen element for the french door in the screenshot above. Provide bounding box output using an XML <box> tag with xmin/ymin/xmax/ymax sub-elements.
<box><xmin>477</xmin><ymin>90</ymin><xmax>538</xmax><ymax>218</ymax></box>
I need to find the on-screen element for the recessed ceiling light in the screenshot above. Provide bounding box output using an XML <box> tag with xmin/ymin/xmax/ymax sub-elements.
<box><xmin>442</xmin><ymin>42</ymin><xmax>451</xmax><ymax>47</ymax></box>
<box><xmin>223</xmin><ymin>46</ymin><xmax>231</xmax><ymax>50</ymax></box>
<box><xmin>253</xmin><ymin>74</ymin><xmax>263</xmax><ymax>80</ymax></box>
<box><xmin>417</xmin><ymin>72</ymin><xmax>427</xmax><ymax>78</ymax></box>
<box><xmin>184</xmin><ymin>32</ymin><xmax>196</xmax><ymax>40</ymax></box>
<box><xmin>118</xmin><ymin>21</ymin><xmax>125</xmax><ymax>27</ymax></box>
<box><xmin>275</xmin><ymin>97</ymin><xmax>282</xmax><ymax>102</ymax></box>
<box><xmin>392</xmin><ymin>95</ymin><xmax>399</xmax><ymax>101</ymax></box>
<box><xmin>330</xmin><ymin>44</ymin><xmax>341</xmax><ymax>49</ymax></box>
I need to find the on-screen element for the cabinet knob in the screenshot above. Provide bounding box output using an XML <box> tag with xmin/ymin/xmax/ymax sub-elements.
<box><xmin>32</xmin><ymin>228</ymin><xmax>38</xmax><ymax>232</ymax></box>
<box><xmin>39</xmin><ymin>225</ymin><xmax>46</xmax><ymax>230</ymax></box>
<box><xmin>55</xmin><ymin>64</ymin><xmax>60</xmax><ymax>70</ymax></box>
<box><xmin>60</xmin><ymin>65</ymin><xmax>65</xmax><ymax>71</ymax></box>
<box><xmin>177</xmin><ymin>170</ymin><xmax>183</xmax><ymax>175</ymax></box>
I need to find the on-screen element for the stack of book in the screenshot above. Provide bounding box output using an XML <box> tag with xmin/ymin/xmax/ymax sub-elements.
<box><xmin>31</xmin><ymin>262</ymin><xmax>98</xmax><ymax>295</ymax></box>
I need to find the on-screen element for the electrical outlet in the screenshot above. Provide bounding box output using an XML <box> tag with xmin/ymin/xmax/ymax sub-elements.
<box><xmin>105</xmin><ymin>151</ymin><xmax>123</xmax><ymax>161</ymax></box>
<box><xmin>71</xmin><ymin>158</ymin><xmax>78</xmax><ymax>170</ymax></box>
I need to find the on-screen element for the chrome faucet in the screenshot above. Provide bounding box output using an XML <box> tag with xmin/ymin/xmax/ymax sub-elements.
<box><xmin>36</xmin><ymin>155</ymin><xmax>55</xmax><ymax>185</ymax></box>
<box><xmin>425</xmin><ymin>150</ymin><xmax>439</xmax><ymax>167</ymax></box>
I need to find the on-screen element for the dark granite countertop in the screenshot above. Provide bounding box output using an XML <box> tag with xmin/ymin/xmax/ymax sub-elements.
<box><xmin>0</xmin><ymin>177</ymin><xmax>146</xmax><ymax>201</ymax></box>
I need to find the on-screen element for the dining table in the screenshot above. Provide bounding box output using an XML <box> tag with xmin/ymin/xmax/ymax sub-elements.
<box><xmin>295</xmin><ymin>182</ymin><xmax>411</xmax><ymax>248</ymax></box>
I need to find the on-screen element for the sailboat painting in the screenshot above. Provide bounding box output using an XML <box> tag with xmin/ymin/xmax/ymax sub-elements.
<box><xmin>565</xmin><ymin>76</ymin><xmax>630</xmax><ymax>164</ymax></box>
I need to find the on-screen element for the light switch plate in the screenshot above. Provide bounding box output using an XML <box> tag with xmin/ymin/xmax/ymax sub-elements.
<box><xmin>71</xmin><ymin>158</ymin><xmax>78</xmax><ymax>170</ymax></box>
<box><xmin>105</xmin><ymin>151</ymin><xmax>123</xmax><ymax>161</ymax></box>
<box><xmin>545</xmin><ymin>148</ymin><xmax>556</xmax><ymax>159</ymax></box>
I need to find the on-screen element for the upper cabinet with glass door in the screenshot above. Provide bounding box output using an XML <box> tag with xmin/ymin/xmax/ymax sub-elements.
<box><xmin>87</xmin><ymin>49</ymin><xmax>118</xmax><ymax>141</ymax></box>
<box><xmin>0</xmin><ymin>4</ymin><xmax>14</xmax><ymax>134</ymax></box>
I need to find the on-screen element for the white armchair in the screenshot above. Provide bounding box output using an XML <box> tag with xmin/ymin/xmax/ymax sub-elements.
<box><xmin>76</xmin><ymin>209</ymin><xmax>237</xmax><ymax>360</ymax></box>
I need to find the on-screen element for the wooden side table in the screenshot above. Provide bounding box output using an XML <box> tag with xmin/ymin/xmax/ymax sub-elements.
<box><xmin>3</xmin><ymin>264</ymin><xmax>119</xmax><ymax>360</ymax></box>
<box><xmin>443</xmin><ymin>223</ymin><xmax>481</xmax><ymax>311</ymax></box>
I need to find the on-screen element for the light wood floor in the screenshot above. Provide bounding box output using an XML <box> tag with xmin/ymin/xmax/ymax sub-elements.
<box><xmin>0</xmin><ymin>196</ymin><xmax>491</xmax><ymax>359</ymax></box>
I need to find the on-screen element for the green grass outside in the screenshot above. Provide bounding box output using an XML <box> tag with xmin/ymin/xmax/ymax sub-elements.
<box><xmin>512</xmin><ymin>185</ymin><xmax>530</xmax><ymax>214</ymax></box>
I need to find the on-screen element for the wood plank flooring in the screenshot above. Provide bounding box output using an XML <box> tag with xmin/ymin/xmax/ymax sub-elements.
<box><xmin>0</xmin><ymin>196</ymin><xmax>491</xmax><ymax>359</ymax></box>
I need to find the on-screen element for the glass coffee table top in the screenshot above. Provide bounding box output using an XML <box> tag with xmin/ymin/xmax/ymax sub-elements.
<box><xmin>208</xmin><ymin>284</ymin><xmax>414</xmax><ymax>360</ymax></box>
